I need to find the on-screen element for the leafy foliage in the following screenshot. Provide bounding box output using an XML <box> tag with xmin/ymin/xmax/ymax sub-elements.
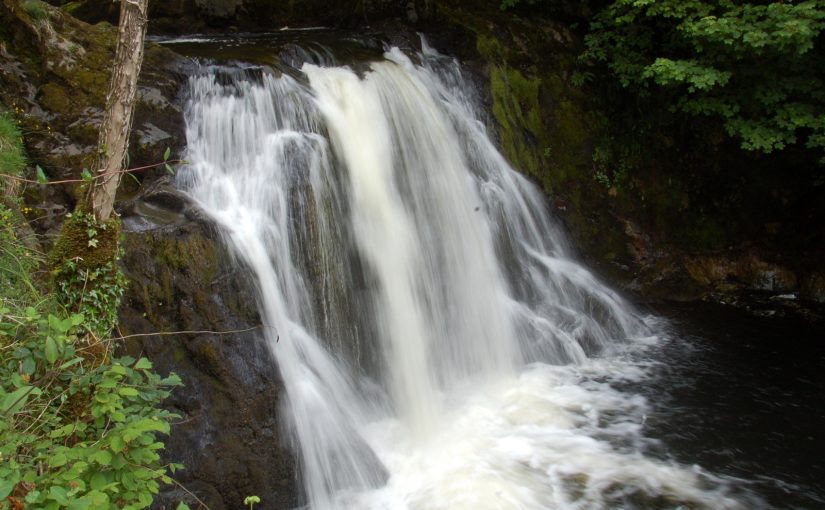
<box><xmin>0</xmin><ymin>305</ymin><xmax>183</xmax><ymax>509</ymax></box>
<box><xmin>1</xmin><ymin>122</ymin><xmax>183</xmax><ymax>509</ymax></box>
<box><xmin>51</xmin><ymin>210</ymin><xmax>127</xmax><ymax>338</ymax></box>
<box><xmin>583</xmin><ymin>0</ymin><xmax>825</xmax><ymax>157</ymax></box>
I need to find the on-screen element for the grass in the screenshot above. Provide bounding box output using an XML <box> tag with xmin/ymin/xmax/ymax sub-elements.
<box><xmin>0</xmin><ymin>109</ymin><xmax>40</xmax><ymax>307</ymax></box>
<box><xmin>0</xmin><ymin>111</ymin><xmax>25</xmax><ymax>182</ymax></box>
<box><xmin>0</xmin><ymin>204</ymin><xmax>45</xmax><ymax>310</ymax></box>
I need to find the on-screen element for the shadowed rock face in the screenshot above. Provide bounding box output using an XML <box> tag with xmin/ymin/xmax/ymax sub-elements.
<box><xmin>118</xmin><ymin>186</ymin><xmax>300</xmax><ymax>509</ymax></box>
<box><xmin>58</xmin><ymin>0</ymin><xmax>427</xmax><ymax>34</ymax></box>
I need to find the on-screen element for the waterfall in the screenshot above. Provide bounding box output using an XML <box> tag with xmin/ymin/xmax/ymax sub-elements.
<box><xmin>179</xmin><ymin>43</ymin><xmax>744</xmax><ymax>509</ymax></box>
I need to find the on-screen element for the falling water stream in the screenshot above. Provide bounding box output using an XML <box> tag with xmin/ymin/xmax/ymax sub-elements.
<box><xmin>175</xmin><ymin>38</ymin><xmax>762</xmax><ymax>509</ymax></box>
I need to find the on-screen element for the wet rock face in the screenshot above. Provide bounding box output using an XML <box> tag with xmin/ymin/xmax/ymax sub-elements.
<box><xmin>118</xmin><ymin>186</ymin><xmax>299</xmax><ymax>509</ymax></box>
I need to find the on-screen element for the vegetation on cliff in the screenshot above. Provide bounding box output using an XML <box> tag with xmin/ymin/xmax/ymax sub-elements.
<box><xmin>583</xmin><ymin>0</ymin><xmax>825</xmax><ymax>159</ymax></box>
<box><xmin>0</xmin><ymin>0</ymin><xmax>187</xmax><ymax>506</ymax></box>
<box><xmin>1</xmin><ymin>102</ymin><xmax>183</xmax><ymax>509</ymax></box>
<box><xmin>451</xmin><ymin>0</ymin><xmax>824</xmax><ymax>300</ymax></box>
<box><xmin>4</xmin><ymin>98</ymin><xmax>193</xmax><ymax>510</ymax></box>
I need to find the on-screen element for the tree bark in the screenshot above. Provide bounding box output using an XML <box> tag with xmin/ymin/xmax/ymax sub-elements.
<box><xmin>90</xmin><ymin>0</ymin><xmax>148</xmax><ymax>222</ymax></box>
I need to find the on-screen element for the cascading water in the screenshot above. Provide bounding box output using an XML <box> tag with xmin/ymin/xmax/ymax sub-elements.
<box><xmin>178</xmin><ymin>42</ymin><xmax>747</xmax><ymax>509</ymax></box>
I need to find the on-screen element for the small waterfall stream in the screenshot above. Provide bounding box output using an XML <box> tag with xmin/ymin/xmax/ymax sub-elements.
<box><xmin>179</xmin><ymin>42</ymin><xmax>746</xmax><ymax>509</ymax></box>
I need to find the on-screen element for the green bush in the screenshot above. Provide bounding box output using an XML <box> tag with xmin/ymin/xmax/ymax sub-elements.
<box><xmin>0</xmin><ymin>212</ymin><xmax>183</xmax><ymax>509</ymax></box>
<box><xmin>1</xmin><ymin>115</ymin><xmax>183</xmax><ymax>509</ymax></box>
<box><xmin>583</xmin><ymin>0</ymin><xmax>825</xmax><ymax>158</ymax></box>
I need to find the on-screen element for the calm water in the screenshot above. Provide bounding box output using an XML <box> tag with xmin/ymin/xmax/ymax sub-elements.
<box><xmin>644</xmin><ymin>302</ymin><xmax>825</xmax><ymax>509</ymax></box>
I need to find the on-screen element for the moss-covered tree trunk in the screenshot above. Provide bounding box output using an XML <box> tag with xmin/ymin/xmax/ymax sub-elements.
<box><xmin>51</xmin><ymin>0</ymin><xmax>148</xmax><ymax>337</ymax></box>
<box><xmin>90</xmin><ymin>0</ymin><xmax>148</xmax><ymax>222</ymax></box>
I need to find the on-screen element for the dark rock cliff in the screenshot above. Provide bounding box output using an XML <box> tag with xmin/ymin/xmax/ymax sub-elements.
<box><xmin>419</xmin><ymin>0</ymin><xmax>824</xmax><ymax>315</ymax></box>
<box><xmin>118</xmin><ymin>185</ymin><xmax>299</xmax><ymax>509</ymax></box>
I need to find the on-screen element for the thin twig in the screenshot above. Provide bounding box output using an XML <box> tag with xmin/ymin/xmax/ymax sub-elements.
<box><xmin>166</xmin><ymin>475</ymin><xmax>213</xmax><ymax>510</ymax></box>
<box><xmin>0</xmin><ymin>159</ymin><xmax>184</xmax><ymax>186</ymax></box>
<box><xmin>90</xmin><ymin>326</ymin><xmax>266</xmax><ymax>347</ymax></box>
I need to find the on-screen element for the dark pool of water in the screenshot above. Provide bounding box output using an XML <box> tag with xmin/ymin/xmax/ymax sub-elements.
<box><xmin>642</xmin><ymin>301</ymin><xmax>825</xmax><ymax>509</ymax></box>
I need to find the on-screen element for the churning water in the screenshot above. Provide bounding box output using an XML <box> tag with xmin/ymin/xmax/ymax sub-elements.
<box><xmin>178</xmin><ymin>43</ymin><xmax>752</xmax><ymax>509</ymax></box>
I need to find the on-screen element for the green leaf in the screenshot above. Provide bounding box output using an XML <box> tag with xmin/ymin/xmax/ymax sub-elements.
<box><xmin>45</xmin><ymin>336</ymin><xmax>59</xmax><ymax>364</ymax></box>
<box><xmin>163</xmin><ymin>147</ymin><xmax>171</xmax><ymax>161</ymax></box>
<box><xmin>176</xmin><ymin>503</ymin><xmax>192</xmax><ymax>510</ymax></box>
<box><xmin>87</xmin><ymin>490</ymin><xmax>109</xmax><ymax>507</ymax></box>
<box><xmin>110</xmin><ymin>365</ymin><xmax>127</xmax><ymax>375</ymax></box>
<box><xmin>58</xmin><ymin>357</ymin><xmax>84</xmax><ymax>370</ymax></box>
<box><xmin>89</xmin><ymin>472</ymin><xmax>107</xmax><ymax>491</ymax></box>
<box><xmin>48</xmin><ymin>314</ymin><xmax>73</xmax><ymax>334</ymax></box>
<box><xmin>0</xmin><ymin>474</ymin><xmax>18</xmax><ymax>499</ymax></box>
<box><xmin>81</xmin><ymin>168</ymin><xmax>93</xmax><ymax>181</ymax></box>
<box><xmin>109</xmin><ymin>435</ymin><xmax>125</xmax><ymax>452</ymax></box>
<box><xmin>134</xmin><ymin>358</ymin><xmax>153</xmax><ymax>370</ymax></box>
<box><xmin>67</xmin><ymin>497</ymin><xmax>92</xmax><ymax>510</ymax></box>
<box><xmin>119</xmin><ymin>387</ymin><xmax>139</xmax><ymax>397</ymax></box>
<box><xmin>161</xmin><ymin>373</ymin><xmax>182</xmax><ymax>386</ymax></box>
<box><xmin>35</xmin><ymin>165</ymin><xmax>48</xmax><ymax>184</ymax></box>
<box><xmin>48</xmin><ymin>485</ymin><xmax>70</xmax><ymax>505</ymax></box>
<box><xmin>22</xmin><ymin>357</ymin><xmax>36</xmax><ymax>375</ymax></box>
<box><xmin>49</xmin><ymin>452</ymin><xmax>68</xmax><ymax>468</ymax></box>
<box><xmin>2</xmin><ymin>386</ymin><xmax>38</xmax><ymax>414</ymax></box>
<box><xmin>164</xmin><ymin>163</ymin><xmax>175</xmax><ymax>175</ymax></box>
<box><xmin>49</xmin><ymin>423</ymin><xmax>77</xmax><ymax>439</ymax></box>
<box><xmin>91</xmin><ymin>450</ymin><xmax>113</xmax><ymax>466</ymax></box>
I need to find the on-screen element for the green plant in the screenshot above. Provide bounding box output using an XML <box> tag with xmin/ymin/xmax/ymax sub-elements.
<box><xmin>583</xmin><ymin>0</ymin><xmax>825</xmax><ymax>159</ymax></box>
<box><xmin>0</xmin><ymin>111</ymin><xmax>25</xmax><ymax>192</ymax></box>
<box><xmin>51</xmin><ymin>210</ymin><xmax>126</xmax><ymax>338</ymax></box>
<box><xmin>1</xmin><ymin>205</ymin><xmax>184</xmax><ymax>510</ymax></box>
<box><xmin>0</xmin><ymin>308</ymin><xmax>183</xmax><ymax>509</ymax></box>
<box><xmin>244</xmin><ymin>495</ymin><xmax>261</xmax><ymax>510</ymax></box>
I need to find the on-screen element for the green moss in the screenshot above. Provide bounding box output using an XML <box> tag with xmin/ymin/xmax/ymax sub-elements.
<box><xmin>50</xmin><ymin>211</ymin><xmax>121</xmax><ymax>271</ymax></box>
<box><xmin>489</xmin><ymin>65</ymin><xmax>545</xmax><ymax>182</ymax></box>
<box><xmin>476</xmin><ymin>32</ymin><xmax>506</xmax><ymax>61</ymax></box>
<box><xmin>155</xmin><ymin>234</ymin><xmax>220</xmax><ymax>283</ymax></box>
<box><xmin>38</xmin><ymin>82</ymin><xmax>74</xmax><ymax>115</ymax></box>
<box><xmin>66</xmin><ymin>120</ymin><xmax>99</xmax><ymax>146</ymax></box>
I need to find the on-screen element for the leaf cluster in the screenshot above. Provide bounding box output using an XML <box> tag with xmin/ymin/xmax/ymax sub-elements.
<box><xmin>583</xmin><ymin>0</ymin><xmax>825</xmax><ymax>157</ymax></box>
<box><xmin>1</xmin><ymin>205</ymin><xmax>183</xmax><ymax>510</ymax></box>
<box><xmin>0</xmin><ymin>305</ymin><xmax>183</xmax><ymax>509</ymax></box>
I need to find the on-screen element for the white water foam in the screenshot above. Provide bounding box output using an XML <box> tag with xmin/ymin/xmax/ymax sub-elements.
<box><xmin>179</xmin><ymin>44</ymin><xmax>747</xmax><ymax>509</ymax></box>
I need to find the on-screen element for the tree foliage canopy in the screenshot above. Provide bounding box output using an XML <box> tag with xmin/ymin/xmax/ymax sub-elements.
<box><xmin>582</xmin><ymin>0</ymin><xmax>825</xmax><ymax>156</ymax></box>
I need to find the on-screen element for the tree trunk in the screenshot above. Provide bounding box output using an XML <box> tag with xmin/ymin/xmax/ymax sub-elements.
<box><xmin>90</xmin><ymin>0</ymin><xmax>148</xmax><ymax>222</ymax></box>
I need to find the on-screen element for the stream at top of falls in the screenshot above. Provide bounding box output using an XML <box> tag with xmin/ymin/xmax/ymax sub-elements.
<box><xmin>169</xmin><ymin>35</ymin><xmax>819</xmax><ymax>509</ymax></box>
